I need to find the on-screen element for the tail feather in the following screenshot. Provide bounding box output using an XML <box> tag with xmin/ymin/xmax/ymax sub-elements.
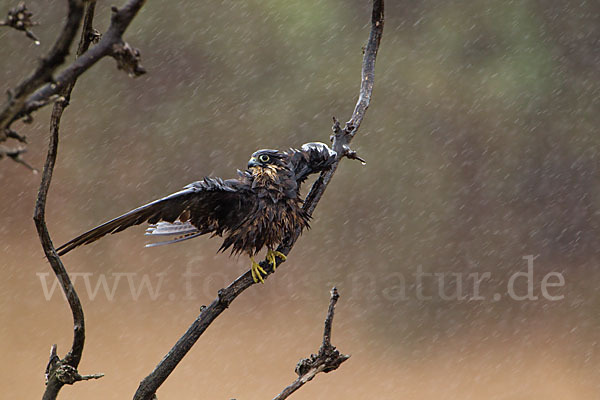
<box><xmin>144</xmin><ymin>220</ymin><xmax>205</xmax><ymax>247</ymax></box>
<box><xmin>145</xmin><ymin>232</ymin><xmax>204</xmax><ymax>248</ymax></box>
<box><xmin>145</xmin><ymin>221</ymin><xmax>198</xmax><ymax>236</ymax></box>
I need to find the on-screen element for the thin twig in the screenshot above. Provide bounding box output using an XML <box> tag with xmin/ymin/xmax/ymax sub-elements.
<box><xmin>272</xmin><ymin>288</ymin><xmax>348</xmax><ymax>400</ymax></box>
<box><xmin>5</xmin><ymin>127</ymin><xmax>28</xmax><ymax>143</ymax></box>
<box><xmin>132</xmin><ymin>1</ymin><xmax>384</xmax><ymax>399</ymax></box>
<box><xmin>321</xmin><ymin>287</ymin><xmax>339</xmax><ymax>350</ymax></box>
<box><xmin>0</xmin><ymin>145</ymin><xmax>37</xmax><ymax>171</ymax></box>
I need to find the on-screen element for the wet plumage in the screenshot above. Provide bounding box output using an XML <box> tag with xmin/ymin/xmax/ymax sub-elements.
<box><xmin>57</xmin><ymin>142</ymin><xmax>337</xmax><ymax>282</ymax></box>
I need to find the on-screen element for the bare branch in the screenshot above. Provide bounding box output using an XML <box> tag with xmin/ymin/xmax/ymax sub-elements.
<box><xmin>37</xmin><ymin>96</ymin><xmax>87</xmax><ymax>400</ymax></box>
<box><xmin>34</xmin><ymin>3</ymin><xmax>105</xmax><ymax>400</ymax></box>
<box><xmin>0</xmin><ymin>0</ymin><xmax>147</xmax><ymax>133</ymax></box>
<box><xmin>0</xmin><ymin>0</ymin><xmax>85</xmax><ymax>135</ymax></box>
<box><xmin>272</xmin><ymin>288</ymin><xmax>349</xmax><ymax>400</ymax></box>
<box><xmin>132</xmin><ymin>1</ymin><xmax>384</xmax><ymax>399</ymax></box>
<box><xmin>17</xmin><ymin>0</ymin><xmax>147</xmax><ymax>120</ymax></box>
<box><xmin>346</xmin><ymin>0</ymin><xmax>384</xmax><ymax>137</ymax></box>
<box><xmin>76</xmin><ymin>2</ymin><xmax>100</xmax><ymax>57</ymax></box>
<box><xmin>321</xmin><ymin>287</ymin><xmax>340</xmax><ymax>350</ymax></box>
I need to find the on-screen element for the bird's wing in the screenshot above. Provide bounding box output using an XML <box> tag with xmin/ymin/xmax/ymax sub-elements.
<box><xmin>57</xmin><ymin>177</ymin><xmax>253</xmax><ymax>256</ymax></box>
<box><xmin>288</xmin><ymin>142</ymin><xmax>337</xmax><ymax>185</ymax></box>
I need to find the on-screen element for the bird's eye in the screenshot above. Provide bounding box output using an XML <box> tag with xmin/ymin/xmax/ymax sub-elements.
<box><xmin>259</xmin><ymin>154</ymin><xmax>270</xmax><ymax>163</ymax></box>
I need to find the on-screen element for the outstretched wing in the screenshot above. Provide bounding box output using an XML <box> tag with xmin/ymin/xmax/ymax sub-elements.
<box><xmin>288</xmin><ymin>142</ymin><xmax>337</xmax><ymax>185</ymax></box>
<box><xmin>57</xmin><ymin>178</ymin><xmax>254</xmax><ymax>256</ymax></box>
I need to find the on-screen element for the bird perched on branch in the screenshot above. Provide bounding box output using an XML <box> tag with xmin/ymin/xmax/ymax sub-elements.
<box><xmin>57</xmin><ymin>142</ymin><xmax>337</xmax><ymax>283</ymax></box>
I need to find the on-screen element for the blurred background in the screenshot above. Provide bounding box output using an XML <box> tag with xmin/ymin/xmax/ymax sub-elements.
<box><xmin>1</xmin><ymin>0</ymin><xmax>599</xmax><ymax>398</ymax></box>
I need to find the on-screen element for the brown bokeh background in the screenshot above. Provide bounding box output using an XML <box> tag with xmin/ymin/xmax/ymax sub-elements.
<box><xmin>1</xmin><ymin>1</ymin><xmax>599</xmax><ymax>399</ymax></box>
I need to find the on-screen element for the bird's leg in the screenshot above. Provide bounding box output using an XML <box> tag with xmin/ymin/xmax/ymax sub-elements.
<box><xmin>250</xmin><ymin>257</ymin><xmax>267</xmax><ymax>284</ymax></box>
<box><xmin>266</xmin><ymin>248</ymin><xmax>287</xmax><ymax>272</ymax></box>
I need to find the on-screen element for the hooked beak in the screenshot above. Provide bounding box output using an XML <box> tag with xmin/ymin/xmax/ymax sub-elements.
<box><xmin>248</xmin><ymin>157</ymin><xmax>259</xmax><ymax>168</ymax></box>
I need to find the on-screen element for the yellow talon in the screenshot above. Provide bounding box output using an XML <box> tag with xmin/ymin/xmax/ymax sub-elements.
<box><xmin>266</xmin><ymin>249</ymin><xmax>287</xmax><ymax>271</ymax></box>
<box><xmin>250</xmin><ymin>257</ymin><xmax>267</xmax><ymax>284</ymax></box>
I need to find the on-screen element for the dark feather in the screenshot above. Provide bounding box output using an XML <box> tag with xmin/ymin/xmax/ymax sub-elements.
<box><xmin>288</xmin><ymin>142</ymin><xmax>337</xmax><ymax>185</ymax></box>
<box><xmin>56</xmin><ymin>178</ymin><xmax>252</xmax><ymax>256</ymax></box>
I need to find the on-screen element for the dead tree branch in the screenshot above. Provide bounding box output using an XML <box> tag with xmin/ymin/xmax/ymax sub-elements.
<box><xmin>35</xmin><ymin>4</ymin><xmax>95</xmax><ymax>399</ymax></box>
<box><xmin>132</xmin><ymin>1</ymin><xmax>384</xmax><ymax>399</ymax></box>
<box><xmin>272</xmin><ymin>287</ymin><xmax>349</xmax><ymax>400</ymax></box>
<box><xmin>0</xmin><ymin>0</ymin><xmax>146</xmax><ymax>169</ymax></box>
<box><xmin>45</xmin><ymin>345</ymin><xmax>104</xmax><ymax>387</ymax></box>
<box><xmin>31</xmin><ymin>1</ymin><xmax>141</xmax><ymax>399</ymax></box>
<box><xmin>14</xmin><ymin>0</ymin><xmax>147</xmax><ymax>123</ymax></box>
<box><xmin>0</xmin><ymin>0</ymin><xmax>85</xmax><ymax>138</ymax></box>
<box><xmin>36</xmin><ymin>92</ymin><xmax>86</xmax><ymax>400</ymax></box>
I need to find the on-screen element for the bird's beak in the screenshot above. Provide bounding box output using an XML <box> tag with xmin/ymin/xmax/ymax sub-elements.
<box><xmin>248</xmin><ymin>157</ymin><xmax>259</xmax><ymax>168</ymax></box>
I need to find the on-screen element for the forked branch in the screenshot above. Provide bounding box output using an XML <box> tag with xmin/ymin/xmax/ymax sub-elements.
<box><xmin>272</xmin><ymin>288</ymin><xmax>349</xmax><ymax>400</ymax></box>
<box><xmin>1</xmin><ymin>0</ymin><xmax>147</xmax><ymax>169</ymax></box>
<box><xmin>14</xmin><ymin>0</ymin><xmax>147</xmax><ymax>124</ymax></box>
<box><xmin>0</xmin><ymin>0</ymin><xmax>85</xmax><ymax>137</ymax></box>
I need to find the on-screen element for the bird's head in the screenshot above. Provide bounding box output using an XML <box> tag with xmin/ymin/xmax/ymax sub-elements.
<box><xmin>247</xmin><ymin>149</ymin><xmax>284</xmax><ymax>168</ymax></box>
<box><xmin>247</xmin><ymin>149</ymin><xmax>289</xmax><ymax>182</ymax></box>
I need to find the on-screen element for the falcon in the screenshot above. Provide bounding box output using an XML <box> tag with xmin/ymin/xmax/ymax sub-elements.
<box><xmin>57</xmin><ymin>142</ymin><xmax>337</xmax><ymax>283</ymax></box>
